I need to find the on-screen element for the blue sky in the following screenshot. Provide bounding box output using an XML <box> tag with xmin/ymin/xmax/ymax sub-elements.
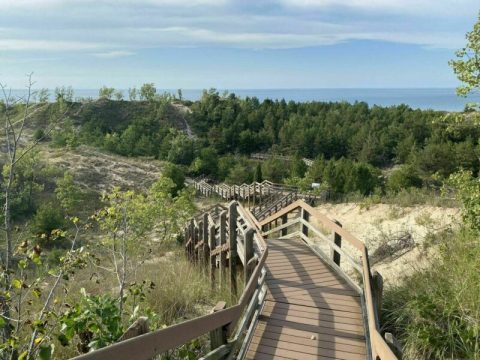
<box><xmin>0</xmin><ymin>0</ymin><xmax>478</xmax><ymax>89</ymax></box>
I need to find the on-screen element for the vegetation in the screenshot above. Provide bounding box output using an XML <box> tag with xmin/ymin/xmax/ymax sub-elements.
<box><xmin>381</xmin><ymin>14</ymin><xmax>480</xmax><ymax>360</ymax></box>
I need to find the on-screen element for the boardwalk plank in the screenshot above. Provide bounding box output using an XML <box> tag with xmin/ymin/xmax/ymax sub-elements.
<box><xmin>245</xmin><ymin>238</ymin><xmax>367</xmax><ymax>360</ymax></box>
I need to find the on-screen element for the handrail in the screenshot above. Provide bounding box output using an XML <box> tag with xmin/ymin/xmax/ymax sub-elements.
<box><xmin>73</xmin><ymin>201</ymin><xmax>268</xmax><ymax>360</ymax></box>
<box><xmin>258</xmin><ymin>199</ymin><xmax>397</xmax><ymax>360</ymax></box>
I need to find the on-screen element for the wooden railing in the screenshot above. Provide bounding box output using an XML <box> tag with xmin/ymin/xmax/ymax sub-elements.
<box><xmin>250</xmin><ymin>152</ymin><xmax>313</xmax><ymax>167</ymax></box>
<box><xmin>73</xmin><ymin>201</ymin><xmax>268</xmax><ymax>360</ymax></box>
<box><xmin>258</xmin><ymin>199</ymin><xmax>398</xmax><ymax>360</ymax></box>
<box><xmin>193</xmin><ymin>179</ymin><xmax>325</xmax><ymax>208</ymax></box>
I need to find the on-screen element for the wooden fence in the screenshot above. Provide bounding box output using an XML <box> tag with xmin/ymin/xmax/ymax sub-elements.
<box><xmin>72</xmin><ymin>198</ymin><xmax>399</xmax><ymax>360</ymax></box>
<box><xmin>258</xmin><ymin>199</ymin><xmax>398</xmax><ymax>360</ymax></box>
<box><xmin>250</xmin><ymin>153</ymin><xmax>313</xmax><ymax>167</ymax></box>
<box><xmin>72</xmin><ymin>201</ymin><xmax>268</xmax><ymax>360</ymax></box>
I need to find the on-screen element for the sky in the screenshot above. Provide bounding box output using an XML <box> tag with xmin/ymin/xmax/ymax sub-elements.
<box><xmin>0</xmin><ymin>0</ymin><xmax>478</xmax><ymax>89</ymax></box>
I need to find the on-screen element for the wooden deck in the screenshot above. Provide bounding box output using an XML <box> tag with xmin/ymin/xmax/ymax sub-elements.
<box><xmin>246</xmin><ymin>238</ymin><xmax>367</xmax><ymax>360</ymax></box>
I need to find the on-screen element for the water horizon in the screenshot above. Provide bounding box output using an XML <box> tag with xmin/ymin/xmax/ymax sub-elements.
<box><xmin>7</xmin><ymin>87</ymin><xmax>479</xmax><ymax>112</ymax></box>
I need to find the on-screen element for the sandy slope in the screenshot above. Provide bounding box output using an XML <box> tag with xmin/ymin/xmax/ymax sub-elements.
<box><xmin>315</xmin><ymin>202</ymin><xmax>460</xmax><ymax>284</ymax></box>
<box><xmin>40</xmin><ymin>145</ymin><xmax>164</xmax><ymax>192</ymax></box>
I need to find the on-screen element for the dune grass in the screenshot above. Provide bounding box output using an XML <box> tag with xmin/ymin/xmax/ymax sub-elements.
<box><xmin>382</xmin><ymin>228</ymin><xmax>480</xmax><ymax>359</ymax></box>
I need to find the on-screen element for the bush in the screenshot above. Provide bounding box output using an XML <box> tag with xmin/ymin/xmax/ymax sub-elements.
<box><xmin>33</xmin><ymin>128</ymin><xmax>46</xmax><ymax>141</ymax></box>
<box><xmin>32</xmin><ymin>202</ymin><xmax>66</xmax><ymax>246</ymax></box>
<box><xmin>387</xmin><ymin>165</ymin><xmax>422</xmax><ymax>193</ymax></box>
<box><xmin>162</xmin><ymin>163</ymin><xmax>185</xmax><ymax>196</ymax></box>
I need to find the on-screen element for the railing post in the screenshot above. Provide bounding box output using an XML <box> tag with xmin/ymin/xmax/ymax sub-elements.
<box><xmin>331</xmin><ymin>219</ymin><xmax>342</xmax><ymax>266</ymax></box>
<box><xmin>194</xmin><ymin>227</ymin><xmax>199</xmax><ymax>264</ymax></box>
<box><xmin>244</xmin><ymin>228</ymin><xmax>255</xmax><ymax>284</ymax></box>
<box><xmin>203</xmin><ymin>213</ymin><xmax>209</xmax><ymax>265</ymax></box>
<box><xmin>219</xmin><ymin>211</ymin><xmax>227</xmax><ymax>288</ymax></box>
<box><xmin>372</xmin><ymin>270</ymin><xmax>384</xmax><ymax>325</ymax></box>
<box><xmin>209</xmin><ymin>224</ymin><xmax>216</xmax><ymax>288</ymax></box>
<box><xmin>281</xmin><ymin>213</ymin><xmax>288</xmax><ymax>236</ymax></box>
<box><xmin>209</xmin><ymin>301</ymin><xmax>228</xmax><ymax>351</ymax></box>
<box><xmin>301</xmin><ymin>207</ymin><xmax>309</xmax><ymax>236</ymax></box>
<box><xmin>228</xmin><ymin>202</ymin><xmax>238</xmax><ymax>296</ymax></box>
<box><xmin>198</xmin><ymin>219</ymin><xmax>204</xmax><ymax>264</ymax></box>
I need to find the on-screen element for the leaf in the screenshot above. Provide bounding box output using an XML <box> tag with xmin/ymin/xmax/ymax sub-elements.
<box><xmin>12</xmin><ymin>278</ymin><xmax>22</xmax><ymax>289</ymax></box>
<box><xmin>18</xmin><ymin>259</ymin><xmax>27</xmax><ymax>270</ymax></box>
<box><xmin>39</xmin><ymin>344</ymin><xmax>52</xmax><ymax>360</ymax></box>
<box><xmin>0</xmin><ymin>317</ymin><xmax>6</xmax><ymax>328</ymax></box>
<box><xmin>18</xmin><ymin>351</ymin><xmax>28</xmax><ymax>360</ymax></box>
<box><xmin>57</xmin><ymin>334</ymin><xmax>69</xmax><ymax>347</ymax></box>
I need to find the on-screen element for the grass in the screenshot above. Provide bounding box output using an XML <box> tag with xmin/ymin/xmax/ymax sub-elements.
<box><xmin>382</xmin><ymin>228</ymin><xmax>480</xmax><ymax>359</ymax></box>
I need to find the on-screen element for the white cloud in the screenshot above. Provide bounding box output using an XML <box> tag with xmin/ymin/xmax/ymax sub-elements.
<box><xmin>0</xmin><ymin>39</ymin><xmax>105</xmax><ymax>51</ymax></box>
<box><xmin>92</xmin><ymin>50</ymin><xmax>135</xmax><ymax>58</ymax></box>
<box><xmin>0</xmin><ymin>0</ymin><xmax>226</xmax><ymax>8</ymax></box>
<box><xmin>279</xmin><ymin>0</ymin><xmax>478</xmax><ymax>17</ymax></box>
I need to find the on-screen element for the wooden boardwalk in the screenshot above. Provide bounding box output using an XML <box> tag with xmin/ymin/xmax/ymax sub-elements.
<box><xmin>246</xmin><ymin>238</ymin><xmax>366</xmax><ymax>360</ymax></box>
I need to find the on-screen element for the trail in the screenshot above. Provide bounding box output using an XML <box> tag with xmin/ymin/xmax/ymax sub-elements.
<box><xmin>171</xmin><ymin>103</ymin><xmax>195</xmax><ymax>139</ymax></box>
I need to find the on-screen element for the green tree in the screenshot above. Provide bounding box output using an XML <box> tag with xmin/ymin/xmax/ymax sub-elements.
<box><xmin>254</xmin><ymin>163</ymin><xmax>263</xmax><ymax>182</ymax></box>
<box><xmin>449</xmin><ymin>12</ymin><xmax>480</xmax><ymax>98</ymax></box>
<box><xmin>140</xmin><ymin>83</ymin><xmax>156</xmax><ymax>101</ymax></box>
<box><xmin>128</xmin><ymin>87</ymin><xmax>137</xmax><ymax>101</ymax></box>
<box><xmin>37</xmin><ymin>88</ymin><xmax>49</xmax><ymax>103</ymax></box>
<box><xmin>99</xmin><ymin>86</ymin><xmax>115</xmax><ymax>100</ymax></box>
<box><xmin>114</xmin><ymin>90</ymin><xmax>124</xmax><ymax>101</ymax></box>
<box><xmin>32</xmin><ymin>202</ymin><xmax>65</xmax><ymax>245</ymax></box>
<box><xmin>387</xmin><ymin>165</ymin><xmax>422</xmax><ymax>193</ymax></box>
<box><xmin>55</xmin><ymin>171</ymin><xmax>82</xmax><ymax>214</ymax></box>
<box><xmin>162</xmin><ymin>163</ymin><xmax>185</xmax><ymax>196</ymax></box>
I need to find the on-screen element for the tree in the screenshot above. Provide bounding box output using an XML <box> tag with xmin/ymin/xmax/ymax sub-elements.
<box><xmin>128</xmin><ymin>87</ymin><xmax>137</xmax><ymax>101</ymax></box>
<box><xmin>387</xmin><ymin>165</ymin><xmax>422</xmax><ymax>193</ymax></box>
<box><xmin>162</xmin><ymin>163</ymin><xmax>185</xmax><ymax>196</ymax></box>
<box><xmin>114</xmin><ymin>90</ymin><xmax>124</xmax><ymax>101</ymax></box>
<box><xmin>95</xmin><ymin>178</ymin><xmax>194</xmax><ymax>318</ymax></box>
<box><xmin>1</xmin><ymin>75</ymin><xmax>71</xmax><ymax>351</ymax></box>
<box><xmin>254</xmin><ymin>163</ymin><xmax>263</xmax><ymax>182</ymax></box>
<box><xmin>177</xmin><ymin>89</ymin><xmax>183</xmax><ymax>101</ymax></box>
<box><xmin>54</xmin><ymin>86</ymin><xmax>74</xmax><ymax>102</ymax></box>
<box><xmin>55</xmin><ymin>171</ymin><xmax>82</xmax><ymax>214</ymax></box>
<box><xmin>449</xmin><ymin>12</ymin><xmax>480</xmax><ymax>98</ymax></box>
<box><xmin>140</xmin><ymin>83</ymin><xmax>156</xmax><ymax>101</ymax></box>
<box><xmin>99</xmin><ymin>86</ymin><xmax>115</xmax><ymax>100</ymax></box>
<box><xmin>37</xmin><ymin>88</ymin><xmax>49</xmax><ymax>103</ymax></box>
<box><xmin>32</xmin><ymin>201</ymin><xmax>66</xmax><ymax>245</ymax></box>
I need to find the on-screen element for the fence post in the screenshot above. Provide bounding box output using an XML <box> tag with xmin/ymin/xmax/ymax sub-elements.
<box><xmin>281</xmin><ymin>213</ymin><xmax>288</xmax><ymax>237</ymax></box>
<box><xmin>301</xmin><ymin>207</ymin><xmax>309</xmax><ymax>236</ymax></box>
<box><xmin>203</xmin><ymin>213</ymin><xmax>209</xmax><ymax>265</ymax></box>
<box><xmin>244</xmin><ymin>228</ymin><xmax>255</xmax><ymax>284</ymax></box>
<box><xmin>194</xmin><ymin>227</ymin><xmax>199</xmax><ymax>264</ymax></box>
<box><xmin>372</xmin><ymin>271</ymin><xmax>384</xmax><ymax>325</ymax></box>
<box><xmin>228</xmin><ymin>202</ymin><xmax>238</xmax><ymax>296</ymax></box>
<box><xmin>219</xmin><ymin>211</ymin><xmax>227</xmax><ymax>288</ymax></box>
<box><xmin>209</xmin><ymin>224</ymin><xmax>216</xmax><ymax>288</ymax></box>
<box><xmin>209</xmin><ymin>301</ymin><xmax>227</xmax><ymax>350</ymax></box>
<box><xmin>330</xmin><ymin>219</ymin><xmax>342</xmax><ymax>266</ymax></box>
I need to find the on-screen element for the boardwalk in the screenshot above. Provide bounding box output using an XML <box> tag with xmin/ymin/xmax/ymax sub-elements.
<box><xmin>246</xmin><ymin>238</ymin><xmax>366</xmax><ymax>360</ymax></box>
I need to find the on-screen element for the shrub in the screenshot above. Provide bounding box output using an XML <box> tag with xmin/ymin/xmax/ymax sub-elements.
<box><xmin>162</xmin><ymin>163</ymin><xmax>185</xmax><ymax>196</ymax></box>
<box><xmin>33</xmin><ymin>128</ymin><xmax>46</xmax><ymax>141</ymax></box>
<box><xmin>387</xmin><ymin>165</ymin><xmax>422</xmax><ymax>193</ymax></box>
<box><xmin>32</xmin><ymin>202</ymin><xmax>66</xmax><ymax>246</ymax></box>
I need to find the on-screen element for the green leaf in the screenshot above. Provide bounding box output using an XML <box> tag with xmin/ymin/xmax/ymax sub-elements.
<box><xmin>18</xmin><ymin>351</ymin><xmax>28</xmax><ymax>360</ymax></box>
<box><xmin>12</xmin><ymin>279</ymin><xmax>22</xmax><ymax>289</ymax></box>
<box><xmin>0</xmin><ymin>317</ymin><xmax>6</xmax><ymax>328</ymax></box>
<box><xmin>18</xmin><ymin>259</ymin><xmax>27</xmax><ymax>270</ymax></box>
<box><xmin>57</xmin><ymin>334</ymin><xmax>69</xmax><ymax>347</ymax></box>
<box><xmin>39</xmin><ymin>344</ymin><xmax>52</xmax><ymax>360</ymax></box>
